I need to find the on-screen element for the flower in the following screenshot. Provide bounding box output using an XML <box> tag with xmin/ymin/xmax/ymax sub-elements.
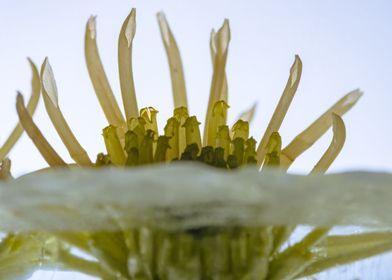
<box><xmin>1</xmin><ymin>7</ymin><xmax>391</xmax><ymax>280</ymax></box>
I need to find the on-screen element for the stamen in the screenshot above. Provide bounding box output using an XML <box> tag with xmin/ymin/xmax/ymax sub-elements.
<box><xmin>256</xmin><ymin>55</ymin><xmax>302</xmax><ymax>166</ymax></box>
<box><xmin>127</xmin><ymin>117</ymin><xmax>146</xmax><ymax>149</ymax></box>
<box><xmin>124</xmin><ymin>131</ymin><xmax>139</xmax><ymax>166</ymax></box>
<box><xmin>118</xmin><ymin>9</ymin><xmax>139</xmax><ymax>119</ymax></box>
<box><xmin>102</xmin><ymin>125</ymin><xmax>126</xmax><ymax>166</ymax></box>
<box><xmin>164</xmin><ymin>117</ymin><xmax>179</xmax><ymax>160</ymax></box>
<box><xmin>280</xmin><ymin>89</ymin><xmax>362</xmax><ymax>169</ymax></box>
<box><xmin>0</xmin><ymin>59</ymin><xmax>40</xmax><ymax>161</ymax></box>
<box><xmin>263</xmin><ymin>132</ymin><xmax>281</xmax><ymax>168</ymax></box>
<box><xmin>244</xmin><ymin>137</ymin><xmax>257</xmax><ymax>164</ymax></box>
<box><xmin>154</xmin><ymin>136</ymin><xmax>170</xmax><ymax>163</ymax></box>
<box><xmin>183</xmin><ymin>116</ymin><xmax>202</xmax><ymax>150</ymax></box>
<box><xmin>140</xmin><ymin>107</ymin><xmax>159</xmax><ymax>139</ymax></box>
<box><xmin>216</xmin><ymin>125</ymin><xmax>230</xmax><ymax>160</ymax></box>
<box><xmin>231</xmin><ymin>120</ymin><xmax>249</xmax><ymax>141</ymax></box>
<box><xmin>173</xmin><ymin>107</ymin><xmax>189</xmax><ymax>157</ymax></box>
<box><xmin>85</xmin><ymin>16</ymin><xmax>125</xmax><ymax>127</ymax></box>
<box><xmin>139</xmin><ymin>130</ymin><xmax>154</xmax><ymax>165</ymax></box>
<box><xmin>41</xmin><ymin>58</ymin><xmax>92</xmax><ymax>166</ymax></box>
<box><xmin>180</xmin><ymin>143</ymin><xmax>199</xmax><ymax>161</ymax></box>
<box><xmin>231</xmin><ymin>137</ymin><xmax>245</xmax><ymax>166</ymax></box>
<box><xmin>206</xmin><ymin>101</ymin><xmax>229</xmax><ymax>146</ymax></box>
<box><xmin>197</xmin><ymin>146</ymin><xmax>214</xmax><ymax>165</ymax></box>
<box><xmin>16</xmin><ymin>93</ymin><xmax>67</xmax><ymax>167</ymax></box>
<box><xmin>157</xmin><ymin>12</ymin><xmax>188</xmax><ymax>108</ymax></box>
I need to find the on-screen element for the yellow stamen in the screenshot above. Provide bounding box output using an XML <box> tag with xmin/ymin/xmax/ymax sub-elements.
<box><xmin>207</xmin><ymin>101</ymin><xmax>229</xmax><ymax>146</ymax></box>
<box><xmin>231</xmin><ymin>120</ymin><xmax>249</xmax><ymax>141</ymax></box>
<box><xmin>140</xmin><ymin>107</ymin><xmax>159</xmax><ymax>138</ymax></box>
<box><xmin>164</xmin><ymin>117</ymin><xmax>179</xmax><ymax>160</ymax></box>
<box><xmin>102</xmin><ymin>125</ymin><xmax>126</xmax><ymax>166</ymax></box>
<box><xmin>216</xmin><ymin>125</ymin><xmax>230</xmax><ymax>160</ymax></box>
<box><xmin>173</xmin><ymin>107</ymin><xmax>189</xmax><ymax>157</ymax></box>
<box><xmin>183</xmin><ymin>116</ymin><xmax>202</xmax><ymax>150</ymax></box>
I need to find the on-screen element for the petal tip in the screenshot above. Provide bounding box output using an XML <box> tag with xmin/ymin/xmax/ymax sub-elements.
<box><xmin>87</xmin><ymin>16</ymin><xmax>97</xmax><ymax>39</ymax></box>
<box><xmin>124</xmin><ymin>9</ymin><xmax>137</xmax><ymax>47</ymax></box>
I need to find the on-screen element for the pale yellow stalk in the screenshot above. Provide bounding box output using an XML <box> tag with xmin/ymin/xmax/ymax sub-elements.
<box><xmin>16</xmin><ymin>94</ymin><xmax>67</xmax><ymax>167</ymax></box>
<box><xmin>310</xmin><ymin>114</ymin><xmax>346</xmax><ymax>174</ymax></box>
<box><xmin>0</xmin><ymin>59</ymin><xmax>40</xmax><ymax>161</ymax></box>
<box><xmin>118</xmin><ymin>8</ymin><xmax>138</xmax><ymax>120</ymax></box>
<box><xmin>41</xmin><ymin>58</ymin><xmax>92</xmax><ymax>166</ymax></box>
<box><xmin>85</xmin><ymin>16</ymin><xmax>125</xmax><ymax>127</ymax></box>
<box><xmin>204</xmin><ymin>20</ymin><xmax>230</xmax><ymax>145</ymax></box>
<box><xmin>300</xmin><ymin>232</ymin><xmax>392</xmax><ymax>277</ymax></box>
<box><xmin>157</xmin><ymin>12</ymin><xmax>188</xmax><ymax>108</ymax></box>
<box><xmin>256</xmin><ymin>55</ymin><xmax>302</xmax><ymax>166</ymax></box>
<box><xmin>210</xmin><ymin>29</ymin><xmax>228</xmax><ymax>103</ymax></box>
<box><xmin>268</xmin><ymin>228</ymin><xmax>329</xmax><ymax>280</ymax></box>
<box><xmin>280</xmin><ymin>89</ymin><xmax>362</xmax><ymax>170</ymax></box>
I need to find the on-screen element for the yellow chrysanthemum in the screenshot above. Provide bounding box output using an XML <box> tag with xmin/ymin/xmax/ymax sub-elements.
<box><xmin>1</xmin><ymin>8</ymin><xmax>391</xmax><ymax>280</ymax></box>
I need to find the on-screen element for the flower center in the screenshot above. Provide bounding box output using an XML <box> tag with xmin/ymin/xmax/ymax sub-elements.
<box><xmin>97</xmin><ymin>104</ymin><xmax>280</xmax><ymax>169</ymax></box>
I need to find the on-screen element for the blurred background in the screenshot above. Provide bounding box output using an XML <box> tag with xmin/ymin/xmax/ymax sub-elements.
<box><xmin>0</xmin><ymin>0</ymin><xmax>391</xmax><ymax>278</ymax></box>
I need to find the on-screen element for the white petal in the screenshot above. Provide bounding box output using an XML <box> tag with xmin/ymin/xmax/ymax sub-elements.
<box><xmin>0</xmin><ymin>163</ymin><xmax>391</xmax><ymax>231</ymax></box>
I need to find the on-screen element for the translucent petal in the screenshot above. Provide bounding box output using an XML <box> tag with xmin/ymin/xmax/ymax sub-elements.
<box><xmin>118</xmin><ymin>9</ymin><xmax>139</xmax><ymax>119</ymax></box>
<box><xmin>157</xmin><ymin>12</ymin><xmax>188</xmax><ymax>108</ymax></box>
<box><xmin>41</xmin><ymin>58</ymin><xmax>92</xmax><ymax>166</ymax></box>
<box><xmin>0</xmin><ymin>59</ymin><xmax>40</xmax><ymax>161</ymax></box>
<box><xmin>256</xmin><ymin>56</ymin><xmax>302</xmax><ymax>165</ymax></box>
<box><xmin>210</xmin><ymin>29</ymin><xmax>228</xmax><ymax>103</ymax></box>
<box><xmin>15</xmin><ymin>94</ymin><xmax>67</xmax><ymax>167</ymax></box>
<box><xmin>85</xmin><ymin>16</ymin><xmax>125</xmax><ymax>127</ymax></box>
<box><xmin>310</xmin><ymin>114</ymin><xmax>346</xmax><ymax>174</ymax></box>
<box><xmin>281</xmin><ymin>89</ymin><xmax>362</xmax><ymax>170</ymax></box>
<box><xmin>204</xmin><ymin>20</ymin><xmax>231</xmax><ymax>145</ymax></box>
<box><xmin>300</xmin><ymin>232</ymin><xmax>392</xmax><ymax>277</ymax></box>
